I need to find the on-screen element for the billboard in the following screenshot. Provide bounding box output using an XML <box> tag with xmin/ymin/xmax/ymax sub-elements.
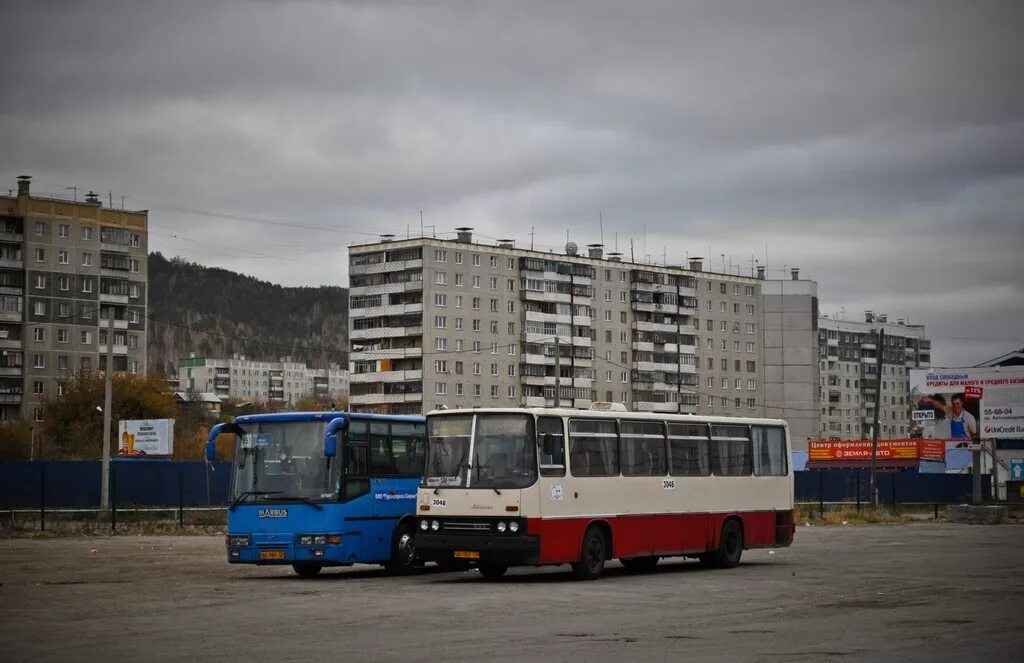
<box><xmin>118</xmin><ymin>419</ymin><xmax>175</xmax><ymax>456</ymax></box>
<box><xmin>809</xmin><ymin>439</ymin><xmax>945</xmax><ymax>462</ymax></box>
<box><xmin>909</xmin><ymin>367</ymin><xmax>1024</xmax><ymax>443</ymax></box>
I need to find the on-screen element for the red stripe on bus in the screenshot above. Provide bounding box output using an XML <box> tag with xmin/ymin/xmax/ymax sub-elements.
<box><xmin>526</xmin><ymin>510</ymin><xmax>794</xmax><ymax>565</ymax></box>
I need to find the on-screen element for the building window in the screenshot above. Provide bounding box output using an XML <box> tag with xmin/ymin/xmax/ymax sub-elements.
<box><xmin>33</xmin><ymin>327</ymin><xmax>44</xmax><ymax>342</ymax></box>
<box><xmin>35</xmin><ymin>274</ymin><xmax>45</xmax><ymax>289</ymax></box>
<box><xmin>490</xmin><ymin>385</ymin><xmax>499</xmax><ymax>398</ymax></box>
<box><xmin>434</xmin><ymin>293</ymin><xmax>447</xmax><ymax>307</ymax></box>
<box><xmin>472</xmin><ymin>276</ymin><xmax>480</xmax><ymax>288</ymax></box>
<box><xmin>82</xmin><ymin>226</ymin><xmax>93</xmax><ymax>241</ymax></box>
<box><xmin>33</xmin><ymin>408</ymin><xmax>43</xmax><ymax>422</ymax></box>
<box><xmin>507</xmin><ymin>300</ymin><xmax>515</xmax><ymax>313</ymax></box>
<box><xmin>455</xmin><ymin>252</ymin><xmax>463</xmax><ymax>264</ymax></box>
<box><xmin>434</xmin><ymin>338</ymin><xmax>447</xmax><ymax>351</ymax></box>
<box><xmin>82</xmin><ymin>278</ymin><xmax>93</xmax><ymax>293</ymax></box>
<box><xmin>57</xmin><ymin>329</ymin><xmax>68</xmax><ymax>344</ymax></box>
<box><xmin>490</xmin><ymin>299</ymin><xmax>498</xmax><ymax>312</ymax></box>
<box><xmin>508</xmin><ymin>385</ymin><xmax>516</xmax><ymax>398</ymax></box>
<box><xmin>435</xmin><ymin>249</ymin><xmax>447</xmax><ymax>263</ymax></box>
<box><xmin>472</xmin><ymin>254</ymin><xmax>480</xmax><ymax>267</ymax></box>
<box><xmin>81</xmin><ymin>330</ymin><xmax>92</xmax><ymax>344</ymax></box>
<box><xmin>489</xmin><ymin>256</ymin><xmax>498</xmax><ymax>268</ymax></box>
<box><xmin>82</xmin><ymin>252</ymin><xmax>93</xmax><ymax>267</ymax></box>
<box><xmin>33</xmin><ymin>301</ymin><xmax>45</xmax><ymax>316</ymax></box>
<box><xmin>58</xmin><ymin>275</ymin><xmax>69</xmax><ymax>291</ymax></box>
<box><xmin>454</xmin><ymin>273</ymin><xmax>464</xmax><ymax>286</ymax></box>
<box><xmin>455</xmin><ymin>295</ymin><xmax>463</xmax><ymax>308</ymax></box>
<box><xmin>473</xmin><ymin>384</ymin><xmax>481</xmax><ymax>397</ymax></box>
<box><xmin>33</xmin><ymin>354</ymin><xmax>44</xmax><ymax>369</ymax></box>
<box><xmin>35</xmin><ymin>222</ymin><xmax>46</xmax><ymax>236</ymax></box>
<box><xmin>34</xmin><ymin>248</ymin><xmax>44</xmax><ymax>262</ymax></box>
<box><xmin>435</xmin><ymin>383</ymin><xmax>447</xmax><ymax>395</ymax></box>
<box><xmin>746</xmin><ymin>304</ymin><xmax>756</xmax><ymax>315</ymax></box>
<box><xmin>58</xmin><ymin>250</ymin><xmax>70</xmax><ymax>265</ymax></box>
<box><xmin>435</xmin><ymin>272</ymin><xmax>447</xmax><ymax>285</ymax></box>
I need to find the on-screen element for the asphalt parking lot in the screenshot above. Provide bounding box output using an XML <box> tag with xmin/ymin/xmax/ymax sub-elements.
<box><xmin>1</xmin><ymin>523</ymin><xmax>1022</xmax><ymax>662</ymax></box>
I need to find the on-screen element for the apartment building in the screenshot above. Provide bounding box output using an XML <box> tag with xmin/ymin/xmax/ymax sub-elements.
<box><xmin>817</xmin><ymin>312</ymin><xmax>931</xmax><ymax>440</ymax></box>
<box><xmin>0</xmin><ymin>176</ymin><xmax>148</xmax><ymax>421</ymax></box>
<box><xmin>348</xmin><ymin>229</ymin><xmax>773</xmax><ymax>418</ymax></box>
<box><xmin>178</xmin><ymin>355</ymin><xmax>349</xmax><ymax>405</ymax></box>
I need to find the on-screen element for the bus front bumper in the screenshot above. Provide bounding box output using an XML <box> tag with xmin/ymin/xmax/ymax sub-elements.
<box><xmin>415</xmin><ymin>533</ymin><xmax>540</xmax><ymax>566</ymax></box>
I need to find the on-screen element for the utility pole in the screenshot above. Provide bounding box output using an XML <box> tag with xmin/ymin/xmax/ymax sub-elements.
<box><xmin>100</xmin><ymin>312</ymin><xmax>115</xmax><ymax>516</ymax></box>
<box><xmin>868</xmin><ymin>327</ymin><xmax>885</xmax><ymax>508</ymax></box>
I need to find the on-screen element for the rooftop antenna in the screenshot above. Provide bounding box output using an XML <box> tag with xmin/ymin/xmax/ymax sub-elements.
<box><xmin>529</xmin><ymin>226</ymin><xmax>535</xmax><ymax>251</ymax></box>
<box><xmin>65</xmin><ymin>186</ymin><xmax>77</xmax><ymax>203</ymax></box>
<box><xmin>599</xmin><ymin>211</ymin><xmax>604</xmax><ymax>246</ymax></box>
<box><xmin>614</xmin><ymin>232</ymin><xmax>618</xmax><ymax>252</ymax></box>
<box><xmin>419</xmin><ymin>210</ymin><xmax>424</xmax><ymax>238</ymax></box>
<box><xmin>630</xmin><ymin>238</ymin><xmax>634</xmax><ymax>263</ymax></box>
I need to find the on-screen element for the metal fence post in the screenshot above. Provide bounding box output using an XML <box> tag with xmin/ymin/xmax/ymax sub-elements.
<box><xmin>891</xmin><ymin>472</ymin><xmax>897</xmax><ymax>514</ymax></box>
<box><xmin>856</xmin><ymin>470</ymin><xmax>861</xmax><ymax>512</ymax></box>
<box><xmin>818</xmin><ymin>471</ymin><xmax>824</xmax><ymax>518</ymax></box>
<box><xmin>39</xmin><ymin>464</ymin><xmax>45</xmax><ymax>532</ymax></box>
<box><xmin>111</xmin><ymin>466</ymin><xmax>117</xmax><ymax>533</ymax></box>
<box><xmin>178</xmin><ymin>468</ymin><xmax>185</xmax><ymax>528</ymax></box>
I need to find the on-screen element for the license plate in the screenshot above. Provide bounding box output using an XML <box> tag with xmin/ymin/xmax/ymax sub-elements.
<box><xmin>260</xmin><ymin>550</ymin><xmax>286</xmax><ymax>560</ymax></box>
<box><xmin>454</xmin><ymin>550</ymin><xmax>480</xmax><ymax>560</ymax></box>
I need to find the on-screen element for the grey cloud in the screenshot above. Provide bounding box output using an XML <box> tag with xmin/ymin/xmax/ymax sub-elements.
<box><xmin>1</xmin><ymin>0</ymin><xmax>1022</xmax><ymax>366</ymax></box>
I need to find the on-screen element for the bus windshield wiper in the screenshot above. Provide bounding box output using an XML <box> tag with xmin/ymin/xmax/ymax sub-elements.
<box><xmin>273</xmin><ymin>495</ymin><xmax>324</xmax><ymax>511</ymax></box>
<box><xmin>434</xmin><ymin>457</ymin><xmax>469</xmax><ymax>494</ymax></box>
<box><xmin>229</xmin><ymin>490</ymin><xmax>283</xmax><ymax>511</ymax></box>
<box><xmin>474</xmin><ymin>453</ymin><xmax>501</xmax><ymax>495</ymax></box>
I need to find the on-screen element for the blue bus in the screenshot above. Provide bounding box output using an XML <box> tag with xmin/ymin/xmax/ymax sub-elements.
<box><xmin>206</xmin><ymin>411</ymin><xmax>426</xmax><ymax>577</ymax></box>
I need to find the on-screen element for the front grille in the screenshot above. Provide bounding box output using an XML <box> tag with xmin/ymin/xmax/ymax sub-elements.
<box><xmin>443</xmin><ymin>520</ymin><xmax>493</xmax><ymax>534</ymax></box>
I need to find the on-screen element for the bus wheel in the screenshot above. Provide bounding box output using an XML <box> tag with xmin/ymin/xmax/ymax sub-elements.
<box><xmin>478</xmin><ymin>562</ymin><xmax>508</xmax><ymax>581</ymax></box>
<box><xmin>384</xmin><ymin>523</ymin><xmax>417</xmax><ymax>575</ymax></box>
<box><xmin>701</xmin><ymin>519</ymin><xmax>743</xmax><ymax>569</ymax></box>
<box><xmin>571</xmin><ymin>526</ymin><xmax>608</xmax><ymax>580</ymax></box>
<box><xmin>621</xmin><ymin>556</ymin><xmax>659</xmax><ymax>572</ymax></box>
<box><xmin>292</xmin><ymin>562</ymin><xmax>323</xmax><ymax>578</ymax></box>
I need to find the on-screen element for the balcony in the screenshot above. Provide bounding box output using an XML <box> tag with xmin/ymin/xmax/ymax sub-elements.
<box><xmin>350</xmin><ymin>369</ymin><xmax>423</xmax><ymax>383</ymax></box>
<box><xmin>0</xmin><ymin>258</ymin><xmax>23</xmax><ymax>270</ymax></box>
<box><xmin>631</xmin><ymin>301</ymin><xmax>679</xmax><ymax>314</ymax></box>
<box><xmin>350</xmin><ymin>347</ymin><xmax>423</xmax><ymax>361</ymax></box>
<box><xmin>634</xmin><ymin>320</ymin><xmax>679</xmax><ymax>333</ymax></box>
<box><xmin>349</xmin><ymin>392</ymin><xmax>423</xmax><ymax>405</ymax></box>
<box><xmin>0</xmin><ymin>367</ymin><xmax>23</xmax><ymax>377</ymax></box>
<box><xmin>0</xmin><ymin>393</ymin><xmax>22</xmax><ymax>404</ymax></box>
<box><xmin>523</xmin><ymin>396</ymin><xmax>547</xmax><ymax>407</ymax></box>
<box><xmin>99</xmin><ymin>292</ymin><xmax>129</xmax><ymax>305</ymax></box>
<box><xmin>350</xmin><ymin>325</ymin><xmax>423</xmax><ymax>341</ymax></box>
<box><xmin>0</xmin><ymin>311</ymin><xmax>22</xmax><ymax>323</ymax></box>
<box><xmin>349</xmin><ymin>258</ymin><xmax>423</xmax><ymax>276</ymax></box>
<box><xmin>348</xmin><ymin>280</ymin><xmax>423</xmax><ymax>297</ymax></box>
<box><xmin>99</xmin><ymin>344</ymin><xmax>129</xmax><ymax>355</ymax></box>
<box><xmin>0</xmin><ymin>338</ymin><xmax>22</xmax><ymax>350</ymax></box>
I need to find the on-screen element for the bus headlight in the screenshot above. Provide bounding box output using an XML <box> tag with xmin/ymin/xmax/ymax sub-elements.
<box><xmin>313</xmin><ymin>536</ymin><xmax>328</xmax><ymax>545</ymax></box>
<box><xmin>508</xmin><ymin>521</ymin><xmax>519</xmax><ymax>533</ymax></box>
<box><xmin>298</xmin><ymin>536</ymin><xmax>313</xmax><ymax>546</ymax></box>
<box><xmin>419</xmin><ymin>519</ymin><xmax>429</xmax><ymax>531</ymax></box>
<box><xmin>227</xmin><ymin>535</ymin><xmax>250</xmax><ymax>547</ymax></box>
<box><xmin>496</xmin><ymin>521</ymin><xmax>507</xmax><ymax>533</ymax></box>
<box><xmin>430</xmin><ymin>520</ymin><xmax>440</xmax><ymax>531</ymax></box>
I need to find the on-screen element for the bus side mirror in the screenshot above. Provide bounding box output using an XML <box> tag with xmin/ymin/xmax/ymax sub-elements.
<box><xmin>324</xmin><ymin>433</ymin><xmax>338</xmax><ymax>458</ymax></box>
<box><xmin>207</xmin><ymin>422</ymin><xmax>232</xmax><ymax>462</ymax></box>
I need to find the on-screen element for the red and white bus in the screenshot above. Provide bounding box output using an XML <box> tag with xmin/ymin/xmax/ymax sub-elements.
<box><xmin>413</xmin><ymin>406</ymin><xmax>795</xmax><ymax>580</ymax></box>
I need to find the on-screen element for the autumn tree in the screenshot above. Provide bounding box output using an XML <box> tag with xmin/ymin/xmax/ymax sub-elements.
<box><xmin>40</xmin><ymin>373</ymin><xmax>176</xmax><ymax>459</ymax></box>
<box><xmin>0</xmin><ymin>420</ymin><xmax>33</xmax><ymax>459</ymax></box>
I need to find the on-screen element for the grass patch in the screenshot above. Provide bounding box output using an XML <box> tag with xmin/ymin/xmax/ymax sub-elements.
<box><xmin>796</xmin><ymin>504</ymin><xmax>916</xmax><ymax>525</ymax></box>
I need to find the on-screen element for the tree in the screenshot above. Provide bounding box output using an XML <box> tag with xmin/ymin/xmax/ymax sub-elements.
<box><xmin>0</xmin><ymin>420</ymin><xmax>33</xmax><ymax>459</ymax></box>
<box><xmin>40</xmin><ymin>372</ymin><xmax>176</xmax><ymax>459</ymax></box>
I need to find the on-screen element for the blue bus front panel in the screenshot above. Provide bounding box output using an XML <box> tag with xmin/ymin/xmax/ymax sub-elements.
<box><xmin>225</xmin><ymin>477</ymin><xmax>419</xmax><ymax>566</ymax></box>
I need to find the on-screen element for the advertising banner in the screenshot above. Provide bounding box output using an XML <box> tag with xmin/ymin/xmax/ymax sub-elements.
<box><xmin>808</xmin><ymin>439</ymin><xmax>945</xmax><ymax>462</ymax></box>
<box><xmin>909</xmin><ymin>367</ymin><xmax>1024</xmax><ymax>442</ymax></box>
<box><xmin>118</xmin><ymin>419</ymin><xmax>175</xmax><ymax>456</ymax></box>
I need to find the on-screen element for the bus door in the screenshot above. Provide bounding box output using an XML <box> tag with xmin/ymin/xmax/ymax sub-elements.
<box><xmin>341</xmin><ymin>423</ymin><xmax>370</xmax><ymax>561</ymax></box>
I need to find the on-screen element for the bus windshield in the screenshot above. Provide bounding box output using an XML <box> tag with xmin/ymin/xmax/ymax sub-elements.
<box><xmin>425</xmin><ymin>414</ymin><xmax>537</xmax><ymax>489</ymax></box>
<box><xmin>471</xmin><ymin>414</ymin><xmax>537</xmax><ymax>489</ymax></box>
<box><xmin>425</xmin><ymin>416</ymin><xmax>472</xmax><ymax>488</ymax></box>
<box><xmin>231</xmin><ymin>420</ymin><xmax>339</xmax><ymax>501</ymax></box>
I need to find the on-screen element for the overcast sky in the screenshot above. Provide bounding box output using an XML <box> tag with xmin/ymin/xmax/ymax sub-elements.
<box><xmin>2</xmin><ymin>1</ymin><xmax>1022</xmax><ymax>366</ymax></box>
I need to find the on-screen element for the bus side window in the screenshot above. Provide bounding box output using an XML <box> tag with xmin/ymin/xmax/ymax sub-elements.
<box><xmin>391</xmin><ymin>422</ymin><xmax>427</xmax><ymax>476</ymax></box>
<box><xmin>752</xmin><ymin>426</ymin><xmax>788</xmax><ymax>476</ymax></box>
<box><xmin>369</xmin><ymin>422</ymin><xmax>392</xmax><ymax>474</ymax></box>
<box><xmin>344</xmin><ymin>445</ymin><xmax>369</xmax><ymax>500</ymax></box>
<box><xmin>538</xmin><ymin>416</ymin><xmax>565</xmax><ymax>477</ymax></box>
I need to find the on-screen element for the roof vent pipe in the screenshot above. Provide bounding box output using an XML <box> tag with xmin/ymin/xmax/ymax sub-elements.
<box><xmin>688</xmin><ymin>257</ymin><xmax>703</xmax><ymax>272</ymax></box>
<box><xmin>587</xmin><ymin>243</ymin><xmax>603</xmax><ymax>259</ymax></box>
<box><xmin>455</xmin><ymin>227</ymin><xmax>473</xmax><ymax>243</ymax></box>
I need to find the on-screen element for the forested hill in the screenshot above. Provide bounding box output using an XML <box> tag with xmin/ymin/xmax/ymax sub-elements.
<box><xmin>147</xmin><ymin>252</ymin><xmax>348</xmax><ymax>377</ymax></box>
